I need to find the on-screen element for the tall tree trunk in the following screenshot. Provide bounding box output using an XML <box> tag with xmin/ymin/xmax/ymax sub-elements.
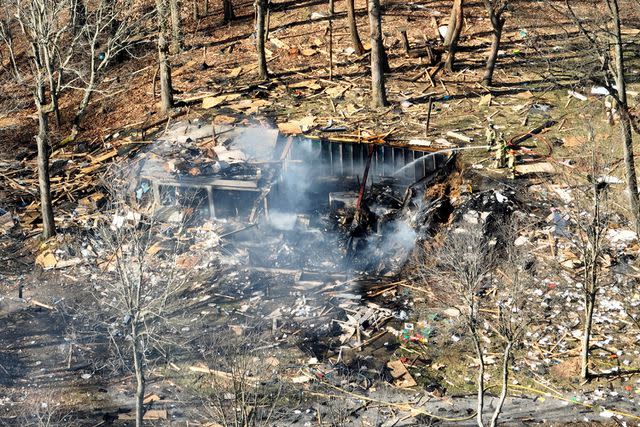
<box><xmin>35</xmin><ymin>82</ymin><xmax>55</xmax><ymax>239</ymax></box>
<box><xmin>346</xmin><ymin>0</ymin><xmax>364</xmax><ymax>54</ymax></box>
<box><xmin>132</xmin><ymin>325</ymin><xmax>145</xmax><ymax>427</ymax></box>
<box><xmin>255</xmin><ymin>0</ymin><xmax>269</xmax><ymax>80</ymax></box>
<box><xmin>368</xmin><ymin>0</ymin><xmax>387</xmax><ymax>107</ymax></box>
<box><xmin>489</xmin><ymin>341</ymin><xmax>512</xmax><ymax>427</ymax></box>
<box><xmin>482</xmin><ymin>13</ymin><xmax>504</xmax><ymax>86</ymax></box>
<box><xmin>470</xmin><ymin>328</ymin><xmax>485</xmax><ymax>427</ymax></box>
<box><xmin>223</xmin><ymin>0</ymin><xmax>235</xmax><ymax>23</ymax></box>
<box><xmin>444</xmin><ymin>0</ymin><xmax>463</xmax><ymax>72</ymax></box>
<box><xmin>169</xmin><ymin>0</ymin><xmax>183</xmax><ymax>53</ymax></box>
<box><xmin>609</xmin><ymin>0</ymin><xmax>640</xmax><ymax>233</ymax></box>
<box><xmin>581</xmin><ymin>291</ymin><xmax>595</xmax><ymax>379</ymax></box>
<box><xmin>156</xmin><ymin>0</ymin><xmax>174</xmax><ymax>114</ymax></box>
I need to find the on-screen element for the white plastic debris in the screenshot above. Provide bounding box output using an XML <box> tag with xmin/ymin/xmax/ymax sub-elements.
<box><xmin>494</xmin><ymin>191</ymin><xmax>507</xmax><ymax>203</ymax></box>
<box><xmin>597</xmin><ymin>175</ymin><xmax>623</xmax><ymax>185</ymax></box>
<box><xmin>567</xmin><ymin>90</ymin><xmax>587</xmax><ymax>101</ymax></box>
<box><xmin>591</xmin><ymin>86</ymin><xmax>610</xmax><ymax>96</ymax></box>
<box><xmin>606</xmin><ymin>229</ymin><xmax>637</xmax><ymax>245</ymax></box>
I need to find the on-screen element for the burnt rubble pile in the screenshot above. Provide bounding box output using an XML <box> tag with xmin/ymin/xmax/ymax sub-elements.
<box><xmin>34</xmin><ymin>121</ymin><xmax>461</xmax><ymax>388</ymax></box>
<box><xmin>452</xmin><ymin>188</ymin><xmax>519</xmax><ymax>232</ymax></box>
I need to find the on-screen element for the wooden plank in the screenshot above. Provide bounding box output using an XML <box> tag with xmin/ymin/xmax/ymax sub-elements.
<box><xmin>88</xmin><ymin>149</ymin><xmax>118</xmax><ymax>164</ymax></box>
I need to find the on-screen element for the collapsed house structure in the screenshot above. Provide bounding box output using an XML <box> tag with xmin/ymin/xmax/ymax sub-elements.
<box><xmin>131</xmin><ymin>120</ymin><xmax>453</xmax><ymax>276</ymax></box>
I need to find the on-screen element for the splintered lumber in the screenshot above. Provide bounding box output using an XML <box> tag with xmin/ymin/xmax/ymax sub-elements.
<box><xmin>387</xmin><ymin>360</ymin><xmax>417</xmax><ymax>388</ymax></box>
<box><xmin>446</xmin><ymin>131</ymin><xmax>472</xmax><ymax>143</ymax></box>
<box><xmin>31</xmin><ymin>300</ymin><xmax>54</xmax><ymax>310</ymax></box>
<box><xmin>510</xmin><ymin>120</ymin><xmax>557</xmax><ymax>145</ymax></box>
<box><xmin>88</xmin><ymin>149</ymin><xmax>118</xmax><ymax>164</ymax></box>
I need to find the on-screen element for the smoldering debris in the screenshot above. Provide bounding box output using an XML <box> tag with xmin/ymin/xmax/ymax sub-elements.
<box><xmin>30</xmin><ymin>120</ymin><xmax>461</xmax><ymax>402</ymax></box>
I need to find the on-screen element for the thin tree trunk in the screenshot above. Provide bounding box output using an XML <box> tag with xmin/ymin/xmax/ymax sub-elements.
<box><xmin>169</xmin><ymin>0</ymin><xmax>183</xmax><ymax>53</ymax></box>
<box><xmin>35</xmin><ymin>81</ymin><xmax>55</xmax><ymax>239</ymax></box>
<box><xmin>368</xmin><ymin>0</ymin><xmax>387</xmax><ymax>107</ymax></box>
<box><xmin>255</xmin><ymin>0</ymin><xmax>269</xmax><ymax>80</ymax></box>
<box><xmin>581</xmin><ymin>292</ymin><xmax>595</xmax><ymax>379</ymax></box>
<box><xmin>329</xmin><ymin>0</ymin><xmax>334</xmax><ymax>14</ymax></box>
<box><xmin>41</xmin><ymin>46</ymin><xmax>61</xmax><ymax>127</ymax></box>
<box><xmin>265</xmin><ymin>2</ymin><xmax>271</xmax><ymax>42</ymax></box>
<box><xmin>157</xmin><ymin>0</ymin><xmax>174</xmax><ymax>114</ymax></box>
<box><xmin>471</xmin><ymin>327</ymin><xmax>484</xmax><ymax>427</ymax></box>
<box><xmin>609</xmin><ymin>0</ymin><xmax>640</xmax><ymax>233</ymax></box>
<box><xmin>346</xmin><ymin>0</ymin><xmax>364</xmax><ymax>54</ymax></box>
<box><xmin>489</xmin><ymin>341</ymin><xmax>512</xmax><ymax>427</ymax></box>
<box><xmin>1</xmin><ymin>32</ymin><xmax>22</xmax><ymax>81</ymax></box>
<box><xmin>132</xmin><ymin>326</ymin><xmax>145</xmax><ymax>427</ymax></box>
<box><xmin>223</xmin><ymin>0</ymin><xmax>235</xmax><ymax>23</ymax></box>
<box><xmin>71</xmin><ymin>63</ymin><xmax>96</xmax><ymax>138</ymax></box>
<box><xmin>328</xmin><ymin>16</ymin><xmax>334</xmax><ymax>80</ymax></box>
<box><xmin>204</xmin><ymin>0</ymin><xmax>209</xmax><ymax>15</ymax></box>
<box><xmin>444</xmin><ymin>0</ymin><xmax>463</xmax><ymax>72</ymax></box>
<box><xmin>482</xmin><ymin>14</ymin><xmax>504</xmax><ymax>86</ymax></box>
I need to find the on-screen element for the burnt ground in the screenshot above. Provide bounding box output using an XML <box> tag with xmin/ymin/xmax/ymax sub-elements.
<box><xmin>2</xmin><ymin>0</ymin><xmax>640</xmax><ymax>425</ymax></box>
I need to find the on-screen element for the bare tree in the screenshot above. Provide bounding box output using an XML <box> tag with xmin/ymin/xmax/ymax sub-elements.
<box><xmin>444</xmin><ymin>0</ymin><xmax>463</xmax><ymax>72</ymax></box>
<box><xmin>223</xmin><ymin>0</ymin><xmax>235</xmax><ymax>23</ymax></box>
<box><xmin>559</xmin><ymin>136</ymin><xmax>612</xmax><ymax>380</ymax></box>
<box><xmin>487</xmin><ymin>220</ymin><xmax>535</xmax><ymax>427</ymax></box>
<box><xmin>422</xmin><ymin>225</ymin><xmax>495</xmax><ymax>426</ymax></box>
<box><xmin>255</xmin><ymin>0</ymin><xmax>269</xmax><ymax>80</ymax></box>
<box><xmin>156</xmin><ymin>0</ymin><xmax>174</xmax><ymax>114</ymax></box>
<box><xmin>67</xmin><ymin>0</ymin><xmax>139</xmax><ymax>140</ymax></box>
<box><xmin>94</xmin><ymin>177</ymin><xmax>192</xmax><ymax>427</ymax></box>
<box><xmin>368</xmin><ymin>0</ymin><xmax>387</xmax><ymax>107</ymax></box>
<box><xmin>0</xmin><ymin>6</ymin><xmax>22</xmax><ymax>82</ymax></box>
<box><xmin>169</xmin><ymin>0</ymin><xmax>183</xmax><ymax>53</ymax></box>
<box><xmin>16</xmin><ymin>0</ymin><xmax>78</xmax><ymax>128</ymax></box>
<box><xmin>197</xmin><ymin>328</ymin><xmax>291</xmax><ymax>426</ymax></box>
<box><xmin>17</xmin><ymin>392</ymin><xmax>75</xmax><ymax>426</ymax></box>
<box><xmin>563</xmin><ymin>0</ymin><xmax>640</xmax><ymax>233</ymax></box>
<box><xmin>481</xmin><ymin>0</ymin><xmax>508</xmax><ymax>86</ymax></box>
<box><xmin>345</xmin><ymin>0</ymin><xmax>364</xmax><ymax>54</ymax></box>
<box><xmin>15</xmin><ymin>0</ymin><xmax>79</xmax><ymax>238</ymax></box>
<box><xmin>420</xmin><ymin>220</ymin><xmax>535</xmax><ymax>427</ymax></box>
